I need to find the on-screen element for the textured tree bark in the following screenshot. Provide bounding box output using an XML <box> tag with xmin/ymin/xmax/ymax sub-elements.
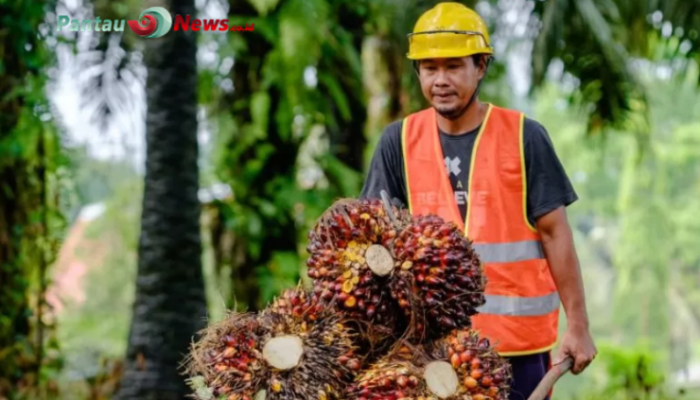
<box><xmin>114</xmin><ymin>0</ymin><xmax>208</xmax><ymax>397</ymax></box>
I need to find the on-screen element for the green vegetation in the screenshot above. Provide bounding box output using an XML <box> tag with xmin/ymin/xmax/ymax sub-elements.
<box><xmin>1</xmin><ymin>0</ymin><xmax>700</xmax><ymax>399</ymax></box>
<box><xmin>0</xmin><ymin>0</ymin><xmax>65</xmax><ymax>397</ymax></box>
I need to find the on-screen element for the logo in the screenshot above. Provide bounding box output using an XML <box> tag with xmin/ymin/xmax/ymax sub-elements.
<box><xmin>444</xmin><ymin>156</ymin><xmax>462</xmax><ymax>176</ymax></box>
<box><xmin>127</xmin><ymin>7</ymin><xmax>172</xmax><ymax>38</ymax></box>
<box><xmin>57</xmin><ymin>8</ymin><xmax>254</xmax><ymax>37</ymax></box>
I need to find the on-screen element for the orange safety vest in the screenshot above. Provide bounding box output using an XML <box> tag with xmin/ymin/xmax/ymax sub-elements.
<box><xmin>401</xmin><ymin>104</ymin><xmax>560</xmax><ymax>356</ymax></box>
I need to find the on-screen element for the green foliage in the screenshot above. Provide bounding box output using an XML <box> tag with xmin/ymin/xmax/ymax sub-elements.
<box><xmin>256</xmin><ymin>251</ymin><xmax>300</xmax><ymax>302</ymax></box>
<box><xmin>533</xmin><ymin>66</ymin><xmax>700</xmax><ymax>398</ymax></box>
<box><xmin>61</xmin><ymin>146</ymin><xmax>142</xmax><ymax>213</ymax></box>
<box><xmin>6</xmin><ymin>0</ymin><xmax>700</xmax><ymax>398</ymax></box>
<box><xmin>197</xmin><ymin>0</ymin><xmax>374</xmax><ymax>311</ymax></box>
<box><xmin>59</xmin><ymin>178</ymin><xmax>141</xmax><ymax>362</ymax></box>
<box><xmin>600</xmin><ymin>344</ymin><xmax>666</xmax><ymax>394</ymax></box>
<box><xmin>51</xmin><ymin>178</ymin><xmax>141</xmax><ymax>400</ymax></box>
<box><xmin>0</xmin><ymin>0</ymin><xmax>66</xmax><ymax>397</ymax></box>
<box><xmin>530</xmin><ymin>0</ymin><xmax>700</xmax><ymax>141</ymax></box>
<box><xmin>567</xmin><ymin>343</ymin><xmax>687</xmax><ymax>400</ymax></box>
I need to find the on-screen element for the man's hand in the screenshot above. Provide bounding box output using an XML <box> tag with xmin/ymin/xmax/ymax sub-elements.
<box><xmin>554</xmin><ymin>324</ymin><xmax>597</xmax><ymax>374</ymax></box>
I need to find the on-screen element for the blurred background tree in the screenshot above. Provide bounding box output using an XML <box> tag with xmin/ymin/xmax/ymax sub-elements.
<box><xmin>530</xmin><ymin>0</ymin><xmax>700</xmax><ymax>141</ymax></box>
<box><xmin>2</xmin><ymin>0</ymin><xmax>700</xmax><ymax>399</ymax></box>
<box><xmin>111</xmin><ymin>0</ymin><xmax>209</xmax><ymax>397</ymax></box>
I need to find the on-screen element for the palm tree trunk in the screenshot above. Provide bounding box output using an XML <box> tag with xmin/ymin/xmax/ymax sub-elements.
<box><xmin>114</xmin><ymin>0</ymin><xmax>207</xmax><ymax>397</ymax></box>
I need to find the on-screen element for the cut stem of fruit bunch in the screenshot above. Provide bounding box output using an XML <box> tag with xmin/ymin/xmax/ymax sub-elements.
<box><xmin>365</xmin><ymin>244</ymin><xmax>394</xmax><ymax>276</ymax></box>
<box><xmin>185</xmin><ymin>287</ymin><xmax>362</xmax><ymax>400</ymax></box>
<box><xmin>262</xmin><ymin>335</ymin><xmax>304</xmax><ymax>370</ymax></box>
<box><xmin>424</xmin><ymin>361</ymin><xmax>459</xmax><ymax>399</ymax></box>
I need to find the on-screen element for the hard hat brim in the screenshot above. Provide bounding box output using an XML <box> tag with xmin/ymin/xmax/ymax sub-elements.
<box><xmin>406</xmin><ymin>48</ymin><xmax>493</xmax><ymax>60</ymax></box>
<box><xmin>406</xmin><ymin>30</ymin><xmax>493</xmax><ymax>60</ymax></box>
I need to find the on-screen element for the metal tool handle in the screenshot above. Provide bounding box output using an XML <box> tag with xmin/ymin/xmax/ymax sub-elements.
<box><xmin>380</xmin><ymin>190</ymin><xmax>398</xmax><ymax>226</ymax></box>
<box><xmin>527</xmin><ymin>357</ymin><xmax>573</xmax><ymax>400</ymax></box>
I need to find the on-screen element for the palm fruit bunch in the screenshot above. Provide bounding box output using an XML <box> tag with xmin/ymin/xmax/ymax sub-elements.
<box><xmin>390</xmin><ymin>214</ymin><xmax>486</xmax><ymax>338</ymax></box>
<box><xmin>306</xmin><ymin>198</ymin><xmax>412</xmax><ymax>342</ymax></box>
<box><xmin>306</xmin><ymin>198</ymin><xmax>486</xmax><ymax>340</ymax></box>
<box><xmin>184</xmin><ymin>287</ymin><xmax>362</xmax><ymax>400</ymax></box>
<box><xmin>184</xmin><ymin>313</ymin><xmax>265</xmax><ymax>400</ymax></box>
<box><xmin>345</xmin><ymin>329</ymin><xmax>512</xmax><ymax>400</ymax></box>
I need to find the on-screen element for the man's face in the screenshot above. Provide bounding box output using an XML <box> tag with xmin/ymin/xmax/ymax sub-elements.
<box><xmin>417</xmin><ymin>56</ymin><xmax>485</xmax><ymax>120</ymax></box>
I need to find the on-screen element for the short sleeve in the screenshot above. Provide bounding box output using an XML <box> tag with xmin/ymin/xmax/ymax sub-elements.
<box><xmin>523</xmin><ymin>118</ymin><xmax>578</xmax><ymax>224</ymax></box>
<box><xmin>359</xmin><ymin>120</ymin><xmax>407</xmax><ymax>207</ymax></box>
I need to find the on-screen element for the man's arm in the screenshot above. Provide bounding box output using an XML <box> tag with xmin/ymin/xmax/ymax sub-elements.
<box><xmin>538</xmin><ymin>207</ymin><xmax>589</xmax><ymax>330</ymax></box>
<box><xmin>537</xmin><ymin>207</ymin><xmax>596</xmax><ymax>373</ymax></box>
<box><xmin>359</xmin><ymin>121</ymin><xmax>407</xmax><ymax>207</ymax></box>
<box><xmin>523</xmin><ymin>118</ymin><xmax>595</xmax><ymax>374</ymax></box>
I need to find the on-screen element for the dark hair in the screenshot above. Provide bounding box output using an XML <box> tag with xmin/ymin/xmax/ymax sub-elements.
<box><xmin>472</xmin><ymin>54</ymin><xmax>491</xmax><ymax>69</ymax></box>
<box><xmin>411</xmin><ymin>54</ymin><xmax>492</xmax><ymax>73</ymax></box>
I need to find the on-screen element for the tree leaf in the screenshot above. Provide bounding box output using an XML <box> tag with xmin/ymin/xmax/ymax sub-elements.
<box><xmin>251</xmin><ymin>90</ymin><xmax>271</xmax><ymax>136</ymax></box>
<box><xmin>316</xmin><ymin>72</ymin><xmax>351</xmax><ymax>121</ymax></box>
<box><xmin>247</xmin><ymin>0</ymin><xmax>281</xmax><ymax>16</ymax></box>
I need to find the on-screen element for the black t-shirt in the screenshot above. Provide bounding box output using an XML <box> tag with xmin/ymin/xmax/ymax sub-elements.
<box><xmin>359</xmin><ymin>116</ymin><xmax>578</xmax><ymax>227</ymax></box>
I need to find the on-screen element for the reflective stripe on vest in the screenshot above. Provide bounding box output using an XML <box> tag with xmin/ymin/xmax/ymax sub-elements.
<box><xmin>401</xmin><ymin>104</ymin><xmax>560</xmax><ymax>356</ymax></box>
<box><xmin>473</xmin><ymin>240</ymin><xmax>545</xmax><ymax>263</ymax></box>
<box><xmin>478</xmin><ymin>292</ymin><xmax>561</xmax><ymax>316</ymax></box>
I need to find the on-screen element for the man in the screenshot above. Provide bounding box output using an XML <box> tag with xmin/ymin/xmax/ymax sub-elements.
<box><xmin>360</xmin><ymin>3</ymin><xmax>596</xmax><ymax>399</ymax></box>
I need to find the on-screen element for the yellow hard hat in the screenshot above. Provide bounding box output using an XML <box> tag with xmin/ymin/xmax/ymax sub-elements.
<box><xmin>407</xmin><ymin>2</ymin><xmax>493</xmax><ymax>60</ymax></box>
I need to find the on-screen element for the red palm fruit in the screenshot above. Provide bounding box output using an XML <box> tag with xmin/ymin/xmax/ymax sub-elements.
<box><xmin>450</xmin><ymin>354</ymin><xmax>461</xmax><ymax>368</ymax></box>
<box><xmin>366</xmin><ymin>305</ymin><xmax>376</xmax><ymax>318</ymax></box>
<box><xmin>439</xmin><ymin>316</ymin><xmax>457</xmax><ymax>330</ymax></box>
<box><xmin>459</xmin><ymin>350</ymin><xmax>473</xmax><ymax>363</ymax></box>
<box><xmin>347</xmin><ymin>359</ymin><xmax>361</xmax><ymax>371</ymax></box>
<box><xmin>464</xmin><ymin>377</ymin><xmax>478</xmax><ymax>389</ymax></box>
<box><xmin>396</xmin><ymin>376</ymin><xmax>408</xmax><ymax>388</ymax></box>
<box><xmin>493</xmin><ymin>372</ymin><xmax>504</xmax><ymax>384</ymax></box>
